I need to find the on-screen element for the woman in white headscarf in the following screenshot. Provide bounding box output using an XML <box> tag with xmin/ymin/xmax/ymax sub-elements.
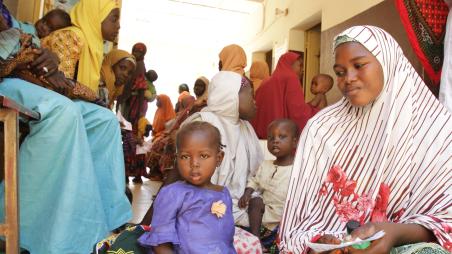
<box><xmin>279</xmin><ymin>26</ymin><xmax>451</xmax><ymax>254</ymax></box>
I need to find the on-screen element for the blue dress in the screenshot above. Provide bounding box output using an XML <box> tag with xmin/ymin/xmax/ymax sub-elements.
<box><xmin>138</xmin><ymin>181</ymin><xmax>237</xmax><ymax>254</ymax></box>
<box><xmin>0</xmin><ymin>79</ymin><xmax>132</xmax><ymax>253</ymax></box>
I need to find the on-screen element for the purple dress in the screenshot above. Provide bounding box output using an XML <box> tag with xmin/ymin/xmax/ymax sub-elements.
<box><xmin>138</xmin><ymin>181</ymin><xmax>236</xmax><ymax>254</ymax></box>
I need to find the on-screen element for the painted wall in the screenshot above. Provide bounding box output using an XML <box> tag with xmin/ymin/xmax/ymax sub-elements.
<box><xmin>16</xmin><ymin>0</ymin><xmax>41</xmax><ymax>23</ymax></box>
<box><xmin>3</xmin><ymin>0</ymin><xmax>18</xmax><ymax>16</ymax></box>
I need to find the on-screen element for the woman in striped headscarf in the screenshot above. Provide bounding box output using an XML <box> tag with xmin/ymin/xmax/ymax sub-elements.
<box><xmin>279</xmin><ymin>26</ymin><xmax>451</xmax><ymax>254</ymax></box>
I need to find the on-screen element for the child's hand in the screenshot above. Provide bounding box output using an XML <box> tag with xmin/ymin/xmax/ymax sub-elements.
<box><xmin>308</xmin><ymin>235</ymin><xmax>346</xmax><ymax>254</ymax></box>
<box><xmin>238</xmin><ymin>194</ymin><xmax>251</xmax><ymax>208</ymax></box>
<box><xmin>238</xmin><ymin>188</ymin><xmax>254</xmax><ymax>208</ymax></box>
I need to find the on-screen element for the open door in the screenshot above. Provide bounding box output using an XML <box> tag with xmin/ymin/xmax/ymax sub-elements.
<box><xmin>303</xmin><ymin>24</ymin><xmax>321</xmax><ymax>102</ymax></box>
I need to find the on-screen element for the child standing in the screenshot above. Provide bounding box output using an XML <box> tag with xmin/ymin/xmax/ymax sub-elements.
<box><xmin>238</xmin><ymin>119</ymin><xmax>299</xmax><ymax>252</ymax></box>
<box><xmin>138</xmin><ymin>121</ymin><xmax>236</xmax><ymax>253</ymax></box>
<box><xmin>307</xmin><ymin>74</ymin><xmax>333</xmax><ymax>109</ymax></box>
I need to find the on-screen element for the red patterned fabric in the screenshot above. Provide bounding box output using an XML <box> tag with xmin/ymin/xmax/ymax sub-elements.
<box><xmin>234</xmin><ymin>227</ymin><xmax>263</xmax><ymax>254</ymax></box>
<box><xmin>396</xmin><ymin>0</ymin><xmax>449</xmax><ymax>85</ymax></box>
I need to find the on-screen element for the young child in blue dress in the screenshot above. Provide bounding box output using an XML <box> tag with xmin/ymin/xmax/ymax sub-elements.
<box><xmin>138</xmin><ymin>121</ymin><xmax>236</xmax><ymax>254</ymax></box>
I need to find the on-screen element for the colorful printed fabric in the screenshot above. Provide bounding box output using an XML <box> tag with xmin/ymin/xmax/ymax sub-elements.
<box><xmin>396</xmin><ymin>0</ymin><xmax>449</xmax><ymax>86</ymax></box>
<box><xmin>94</xmin><ymin>225</ymin><xmax>151</xmax><ymax>254</ymax></box>
<box><xmin>41</xmin><ymin>29</ymin><xmax>83</xmax><ymax>80</ymax></box>
<box><xmin>239</xmin><ymin>225</ymin><xmax>279</xmax><ymax>254</ymax></box>
<box><xmin>279</xmin><ymin>26</ymin><xmax>452</xmax><ymax>253</ymax></box>
<box><xmin>234</xmin><ymin>227</ymin><xmax>263</xmax><ymax>254</ymax></box>
<box><xmin>122</xmin><ymin>130</ymin><xmax>137</xmax><ymax>178</ymax></box>
<box><xmin>391</xmin><ymin>243</ymin><xmax>450</xmax><ymax>254</ymax></box>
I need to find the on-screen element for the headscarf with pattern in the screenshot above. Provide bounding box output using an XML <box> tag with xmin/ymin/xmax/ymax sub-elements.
<box><xmin>279</xmin><ymin>25</ymin><xmax>452</xmax><ymax>253</ymax></box>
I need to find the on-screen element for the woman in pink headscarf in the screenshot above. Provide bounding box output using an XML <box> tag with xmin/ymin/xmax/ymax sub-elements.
<box><xmin>252</xmin><ymin>52</ymin><xmax>318</xmax><ymax>139</ymax></box>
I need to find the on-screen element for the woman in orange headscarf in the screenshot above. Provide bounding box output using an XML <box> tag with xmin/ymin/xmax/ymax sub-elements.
<box><xmin>219</xmin><ymin>44</ymin><xmax>247</xmax><ymax>75</ymax></box>
<box><xmin>152</xmin><ymin>94</ymin><xmax>176</xmax><ymax>138</ymax></box>
<box><xmin>250</xmin><ymin>60</ymin><xmax>270</xmax><ymax>93</ymax></box>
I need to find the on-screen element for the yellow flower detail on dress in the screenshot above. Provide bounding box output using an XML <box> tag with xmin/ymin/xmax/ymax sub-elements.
<box><xmin>107</xmin><ymin>248</ymin><xmax>133</xmax><ymax>254</ymax></box>
<box><xmin>211</xmin><ymin>200</ymin><xmax>227</xmax><ymax>218</ymax></box>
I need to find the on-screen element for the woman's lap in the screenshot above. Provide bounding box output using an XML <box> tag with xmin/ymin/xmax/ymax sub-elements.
<box><xmin>74</xmin><ymin>100</ymin><xmax>131</xmax><ymax>230</ymax></box>
<box><xmin>0</xmin><ymin>79</ymin><xmax>129</xmax><ymax>253</ymax></box>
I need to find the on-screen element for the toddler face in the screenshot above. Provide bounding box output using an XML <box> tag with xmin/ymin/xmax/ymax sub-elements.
<box><xmin>311</xmin><ymin>75</ymin><xmax>332</xmax><ymax>95</ymax></box>
<box><xmin>267</xmin><ymin>123</ymin><xmax>297</xmax><ymax>158</ymax></box>
<box><xmin>35</xmin><ymin>19</ymin><xmax>50</xmax><ymax>38</ymax></box>
<box><xmin>112</xmin><ymin>58</ymin><xmax>135</xmax><ymax>86</ymax></box>
<box><xmin>177</xmin><ymin>130</ymin><xmax>223</xmax><ymax>187</ymax></box>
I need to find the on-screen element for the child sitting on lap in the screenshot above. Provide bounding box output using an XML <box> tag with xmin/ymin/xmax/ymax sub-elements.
<box><xmin>35</xmin><ymin>8</ymin><xmax>71</xmax><ymax>39</ymax></box>
<box><xmin>138</xmin><ymin>121</ymin><xmax>236</xmax><ymax>254</ymax></box>
<box><xmin>238</xmin><ymin>119</ymin><xmax>299</xmax><ymax>252</ymax></box>
<box><xmin>0</xmin><ymin>14</ymin><xmax>98</xmax><ymax>102</ymax></box>
<box><xmin>307</xmin><ymin>74</ymin><xmax>333</xmax><ymax>109</ymax></box>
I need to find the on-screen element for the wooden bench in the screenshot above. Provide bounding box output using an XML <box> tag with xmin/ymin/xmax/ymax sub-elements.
<box><xmin>0</xmin><ymin>95</ymin><xmax>39</xmax><ymax>253</ymax></box>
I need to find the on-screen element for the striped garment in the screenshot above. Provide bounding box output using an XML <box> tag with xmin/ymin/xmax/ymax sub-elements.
<box><xmin>279</xmin><ymin>26</ymin><xmax>451</xmax><ymax>253</ymax></box>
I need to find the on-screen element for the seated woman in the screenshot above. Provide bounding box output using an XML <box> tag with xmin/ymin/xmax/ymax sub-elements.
<box><xmin>99</xmin><ymin>49</ymin><xmax>136</xmax><ymax>108</ymax></box>
<box><xmin>252</xmin><ymin>52</ymin><xmax>318</xmax><ymax>139</ymax></box>
<box><xmin>152</xmin><ymin>94</ymin><xmax>176</xmax><ymax>139</ymax></box>
<box><xmin>147</xmin><ymin>93</ymin><xmax>196</xmax><ymax>180</ymax></box>
<box><xmin>0</xmin><ymin>0</ymin><xmax>131</xmax><ymax>253</ymax></box>
<box><xmin>278</xmin><ymin>26</ymin><xmax>451</xmax><ymax>254</ymax></box>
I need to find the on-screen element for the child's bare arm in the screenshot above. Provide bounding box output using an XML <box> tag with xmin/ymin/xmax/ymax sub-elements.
<box><xmin>308</xmin><ymin>94</ymin><xmax>322</xmax><ymax>107</ymax></box>
<box><xmin>153</xmin><ymin>243</ymin><xmax>174</xmax><ymax>254</ymax></box>
<box><xmin>238</xmin><ymin>187</ymin><xmax>255</xmax><ymax>208</ymax></box>
<box><xmin>317</xmin><ymin>94</ymin><xmax>328</xmax><ymax>109</ymax></box>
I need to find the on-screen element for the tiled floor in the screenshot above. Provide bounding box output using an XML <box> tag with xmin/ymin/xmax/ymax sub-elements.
<box><xmin>127</xmin><ymin>177</ymin><xmax>162</xmax><ymax>224</ymax></box>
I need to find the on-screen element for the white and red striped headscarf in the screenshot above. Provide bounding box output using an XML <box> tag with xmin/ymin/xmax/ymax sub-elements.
<box><xmin>279</xmin><ymin>26</ymin><xmax>451</xmax><ymax>253</ymax></box>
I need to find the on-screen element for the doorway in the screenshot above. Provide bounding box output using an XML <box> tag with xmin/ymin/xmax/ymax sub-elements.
<box><xmin>303</xmin><ymin>24</ymin><xmax>321</xmax><ymax>102</ymax></box>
